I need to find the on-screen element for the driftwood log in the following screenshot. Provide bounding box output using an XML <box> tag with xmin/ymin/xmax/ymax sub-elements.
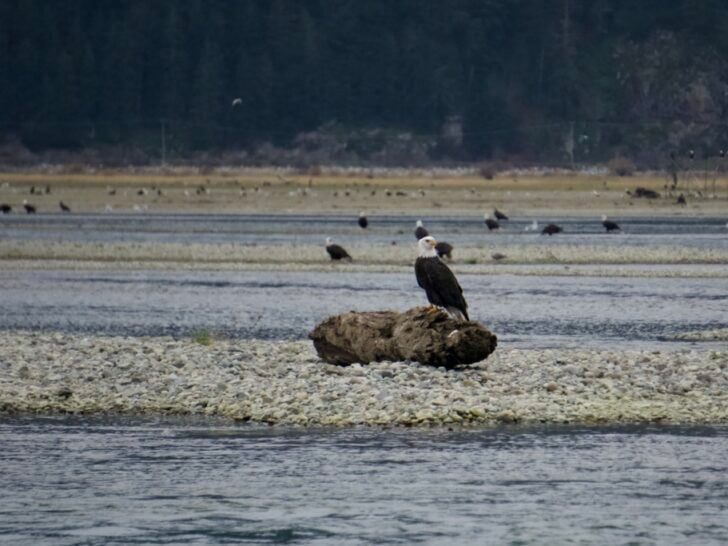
<box><xmin>309</xmin><ymin>306</ymin><xmax>497</xmax><ymax>368</ymax></box>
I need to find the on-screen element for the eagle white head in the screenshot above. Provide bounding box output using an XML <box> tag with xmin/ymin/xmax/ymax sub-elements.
<box><xmin>415</xmin><ymin>219</ymin><xmax>424</xmax><ymax>227</ymax></box>
<box><xmin>325</xmin><ymin>237</ymin><xmax>333</xmax><ymax>246</ymax></box>
<box><xmin>359</xmin><ymin>211</ymin><xmax>366</xmax><ymax>217</ymax></box>
<box><xmin>483</xmin><ymin>213</ymin><xmax>492</xmax><ymax>220</ymax></box>
<box><xmin>601</xmin><ymin>214</ymin><xmax>608</xmax><ymax>221</ymax></box>
<box><xmin>418</xmin><ymin>235</ymin><xmax>438</xmax><ymax>257</ymax></box>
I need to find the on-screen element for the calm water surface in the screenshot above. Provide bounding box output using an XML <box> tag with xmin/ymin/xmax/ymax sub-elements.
<box><xmin>0</xmin><ymin>269</ymin><xmax>726</xmax><ymax>349</ymax></box>
<box><xmin>1</xmin><ymin>417</ymin><xmax>727</xmax><ymax>545</ymax></box>
<box><xmin>2</xmin><ymin>212</ymin><xmax>726</xmax><ymax>348</ymax></box>
<box><xmin>1</xmin><ymin>212</ymin><xmax>727</xmax><ymax>249</ymax></box>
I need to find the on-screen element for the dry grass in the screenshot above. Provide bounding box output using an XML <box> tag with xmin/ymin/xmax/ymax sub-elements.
<box><xmin>0</xmin><ymin>168</ymin><xmax>713</xmax><ymax>192</ymax></box>
<box><xmin>1</xmin><ymin>168</ymin><xmax>726</xmax><ymax>215</ymax></box>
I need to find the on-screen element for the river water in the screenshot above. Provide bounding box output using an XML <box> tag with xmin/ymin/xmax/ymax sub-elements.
<box><xmin>1</xmin><ymin>212</ymin><xmax>727</xmax><ymax>249</ymax></box>
<box><xmin>1</xmin><ymin>213</ymin><xmax>727</xmax><ymax>349</ymax></box>
<box><xmin>1</xmin><ymin>417</ymin><xmax>727</xmax><ymax>545</ymax></box>
<box><xmin>0</xmin><ymin>268</ymin><xmax>726</xmax><ymax>350</ymax></box>
<box><xmin>2</xmin><ymin>213</ymin><xmax>727</xmax><ymax>544</ymax></box>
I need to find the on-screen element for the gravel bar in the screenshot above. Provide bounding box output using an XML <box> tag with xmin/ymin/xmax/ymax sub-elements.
<box><xmin>1</xmin><ymin>331</ymin><xmax>726</xmax><ymax>426</ymax></box>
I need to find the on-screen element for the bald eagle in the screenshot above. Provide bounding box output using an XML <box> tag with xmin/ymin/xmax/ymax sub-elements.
<box><xmin>541</xmin><ymin>223</ymin><xmax>562</xmax><ymax>235</ymax></box>
<box><xmin>325</xmin><ymin>237</ymin><xmax>352</xmax><ymax>261</ymax></box>
<box><xmin>494</xmin><ymin>208</ymin><xmax>509</xmax><ymax>220</ymax></box>
<box><xmin>484</xmin><ymin>214</ymin><xmax>500</xmax><ymax>231</ymax></box>
<box><xmin>415</xmin><ymin>236</ymin><xmax>469</xmax><ymax>321</ymax></box>
<box><xmin>601</xmin><ymin>215</ymin><xmax>620</xmax><ymax>232</ymax></box>
<box><xmin>358</xmin><ymin>212</ymin><xmax>368</xmax><ymax>228</ymax></box>
<box><xmin>414</xmin><ymin>219</ymin><xmax>429</xmax><ymax>239</ymax></box>
<box><xmin>435</xmin><ymin>241</ymin><xmax>453</xmax><ymax>260</ymax></box>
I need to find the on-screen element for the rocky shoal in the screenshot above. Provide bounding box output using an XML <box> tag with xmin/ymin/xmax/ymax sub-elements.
<box><xmin>1</xmin><ymin>331</ymin><xmax>726</xmax><ymax>426</ymax></box>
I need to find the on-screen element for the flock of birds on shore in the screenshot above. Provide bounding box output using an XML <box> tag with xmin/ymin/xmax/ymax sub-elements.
<box><xmin>0</xmin><ymin>185</ymin><xmax>72</xmax><ymax>214</ymax></box>
<box><xmin>325</xmin><ymin>209</ymin><xmax>622</xmax><ymax>263</ymax></box>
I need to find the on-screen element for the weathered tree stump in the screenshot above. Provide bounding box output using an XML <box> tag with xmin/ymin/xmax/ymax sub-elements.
<box><xmin>309</xmin><ymin>306</ymin><xmax>497</xmax><ymax>368</ymax></box>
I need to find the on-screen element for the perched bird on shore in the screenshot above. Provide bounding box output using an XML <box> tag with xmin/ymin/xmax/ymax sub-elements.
<box><xmin>494</xmin><ymin>208</ymin><xmax>509</xmax><ymax>221</ymax></box>
<box><xmin>541</xmin><ymin>223</ymin><xmax>562</xmax><ymax>235</ymax></box>
<box><xmin>414</xmin><ymin>219</ymin><xmax>429</xmax><ymax>239</ymax></box>
<box><xmin>627</xmin><ymin>187</ymin><xmax>660</xmax><ymax>199</ymax></box>
<box><xmin>0</xmin><ymin>203</ymin><xmax>11</xmax><ymax>213</ymax></box>
<box><xmin>358</xmin><ymin>212</ymin><xmax>368</xmax><ymax>229</ymax></box>
<box><xmin>484</xmin><ymin>214</ymin><xmax>500</xmax><ymax>231</ymax></box>
<box><xmin>23</xmin><ymin>200</ymin><xmax>36</xmax><ymax>214</ymax></box>
<box><xmin>601</xmin><ymin>215</ymin><xmax>620</xmax><ymax>232</ymax></box>
<box><xmin>59</xmin><ymin>201</ymin><xmax>71</xmax><ymax>213</ymax></box>
<box><xmin>325</xmin><ymin>237</ymin><xmax>352</xmax><ymax>261</ymax></box>
<box><xmin>415</xmin><ymin>236</ymin><xmax>469</xmax><ymax>321</ymax></box>
<box><xmin>524</xmin><ymin>220</ymin><xmax>539</xmax><ymax>232</ymax></box>
<box><xmin>435</xmin><ymin>241</ymin><xmax>453</xmax><ymax>260</ymax></box>
<box><xmin>676</xmin><ymin>193</ymin><xmax>687</xmax><ymax>205</ymax></box>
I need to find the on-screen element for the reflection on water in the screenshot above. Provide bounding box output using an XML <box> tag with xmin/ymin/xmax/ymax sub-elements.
<box><xmin>1</xmin><ymin>416</ymin><xmax>727</xmax><ymax>545</ymax></box>
<box><xmin>0</xmin><ymin>269</ymin><xmax>726</xmax><ymax>349</ymax></box>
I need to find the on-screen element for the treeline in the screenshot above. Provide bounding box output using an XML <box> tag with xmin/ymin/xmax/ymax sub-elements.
<box><xmin>2</xmin><ymin>0</ymin><xmax>728</xmax><ymax>165</ymax></box>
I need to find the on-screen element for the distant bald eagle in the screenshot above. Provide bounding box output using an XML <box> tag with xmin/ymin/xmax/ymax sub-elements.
<box><xmin>23</xmin><ymin>201</ymin><xmax>36</xmax><ymax>214</ymax></box>
<box><xmin>541</xmin><ymin>223</ymin><xmax>562</xmax><ymax>235</ymax></box>
<box><xmin>415</xmin><ymin>219</ymin><xmax>429</xmax><ymax>239</ymax></box>
<box><xmin>601</xmin><ymin>215</ymin><xmax>620</xmax><ymax>232</ymax></box>
<box><xmin>484</xmin><ymin>214</ymin><xmax>500</xmax><ymax>231</ymax></box>
<box><xmin>415</xmin><ymin>236</ymin><xmax>469</xmax><ymax>321</ymax></box>
<box><xmin>232</xmin><ymin>97</ymin><xmax>242</xmax><ymax>107</ymax></box>
<box><xmin>358</xmin><ymin>212</ymin><xmax>368</xmax><ymax>228</ymax></box>
<box><xmin>494</xmin><ymin>208</ymin><xmax>509</xmax><ymax>220</ymax></box>
<box><xmin>325</xmin><ymin>237</ymin><xmax>352</xmax><ymax>261</ymax></box>
<box><xmin>435</xmin><ymin>241</ymin><xmax>453</xmax><ymax>260</ymax></box>
<box><xmin>0</xmin><ymin>203</ymin><xmax>11</xmax><ymax>213</ymax></box>
<box><xmin>59</xmin><ymin>201</ymin><xmax>71</xmax><ymax>213</ymax></box>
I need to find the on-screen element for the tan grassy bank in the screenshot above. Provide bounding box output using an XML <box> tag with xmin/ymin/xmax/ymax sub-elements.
<box><xmin>1</xmin><ymin>168</ymin><xmax>726</xmax><ymax>215</ymax></box>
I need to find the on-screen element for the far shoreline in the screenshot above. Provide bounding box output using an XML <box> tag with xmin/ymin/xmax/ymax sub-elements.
<box><xmin>1</xmin><ymin>167</ymin><xmax>726</xmax><ymax>216</ymax></box>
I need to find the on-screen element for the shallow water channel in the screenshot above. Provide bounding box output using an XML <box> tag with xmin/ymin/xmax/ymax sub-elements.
<box><xmin>0</xmin><ymin>268</ymin><xmax>726</xmax><ymax>349</ymax></box>
<box><xmin>1</xmin><ymin>416</ymin><xmax>727</xmax><ymax>545</ymax></box>
<box><xmin>1</xmin><ymin>212</ymin><xmax>727</xmax><ymax>249</ymax></box>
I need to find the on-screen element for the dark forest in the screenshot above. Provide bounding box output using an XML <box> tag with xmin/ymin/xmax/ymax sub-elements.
<box><xmin>2</xmin><ymin>0</ymin><xmax>728</xmax><ymax>166</ymax></box>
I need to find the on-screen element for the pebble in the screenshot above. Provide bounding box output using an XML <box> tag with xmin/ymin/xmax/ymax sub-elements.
<box><xmin>0</xmin><ymin>330</ymin><xmax>726</xmax><ymax>426</ymax></box>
